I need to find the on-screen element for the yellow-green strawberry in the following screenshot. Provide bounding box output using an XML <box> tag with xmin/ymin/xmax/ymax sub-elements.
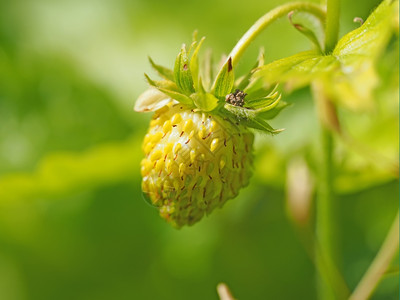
<box><xmin>135</xmin><ymin>36</ymin><xmax>286</xmax><ymax>228</ymax></box>
<box><xmin>140</xmin><ymin>102</ymin><xmax>254</xmax><ymax>227</ymax></box>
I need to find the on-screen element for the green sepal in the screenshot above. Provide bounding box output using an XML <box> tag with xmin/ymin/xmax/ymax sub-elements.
<box><xmin>201</xmin><ymin>48</ymin><xmax>213</xmax><ymax>91</ymax></box>
<box><xmin>242</xmin><ymin>118</ymin><xmax>284</xmax><ymax>135</ymax></box>
<box><xmin>288</xmin><ymin>11</ymin><xmax>324</xmax><ymax>53</ymax></box>
<box><xmin>144</xmin><ymin>74</ymin><xmax>179</xmax><ymax>90</ymax></box>
<box><xmin>174</xmin><ymin>45</ymin><xmax>195</xmax><ymax>95</ymax></box>
<box><xmin>145</xmin><ymin>74</ymin><xmax>194</xmax><ymax>106</ymax></box>
<box><xmin>190</xmin><ymin>37</ymin><xmax>206</xmax><ymax>91</ymax></box>
<box><xmin>223</xmin><ymin>103</ymin><xmax>283</xmax><ymax>134</ymax></box>
<box><xmin>258</xmin><ymin>101</ymin><xmax>290</xmax><ymax>120</ymax></box>
<box><xmin>187</xmin><ymin>40</ymin><xmax>197</xmax><ymax>57</ymax></box>
<box><xmin>191</xmin><ymin>92</ymin><xmax>219</xmax><ymax>112</ymax></box>
<box><xmin>187</xmin><ymin>30</ymin><xmax>199</xmax><ymax>55</ymax></box>
<box><xmin>148</xmin><ymin>57</ymin><xmax>175</xmax><ymax>81</ymax></box>
<box><xmin>245</xmin><ymin>92</ymin><xmax>281</xmax><ymax>112</ymax></box>
<box><xmin>211</xmin><ymin>57</ymin><xmax>234</xmax><ymax>99</ymax></box>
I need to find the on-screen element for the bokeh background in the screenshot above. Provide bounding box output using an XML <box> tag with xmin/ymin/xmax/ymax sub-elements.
<box><xmin>0</xmin><ymin>0</ymin><xmax>398</xmax><ymax>299</ymax></box>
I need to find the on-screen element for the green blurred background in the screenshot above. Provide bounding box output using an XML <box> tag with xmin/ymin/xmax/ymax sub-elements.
<box><xmin>0</xmin><ymin>0</ymin><xmax>398</xmax><ymax>299</ymax></box>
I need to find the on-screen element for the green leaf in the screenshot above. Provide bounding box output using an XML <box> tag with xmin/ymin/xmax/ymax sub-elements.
<box><xmin>252</xmin><ymin>0</ymin><xmax>397</xmax><ymax>110</ymax></box>
<box><xmin>319</xmin><ymin>57</ymin><xmax>379</xmax><ymax>110</ymax></box>
<box><xmin>145</xmin><ymin>74</ymin><xmax>193</xmax><ymax>106</ymax></box>
<box><xmin>253</xmin><ymin>50</ymin><xmax>334</xmax><ymax>88</ymax></box>
<box><xmin>288</xmin><ymin>11</ymin><xmax>324</xmax><ymax>52</ymax></box>
<box><xmin>190</xmin><ymin>37</ymin><xmax>206</xmax><ymax>91</ymax></box>
<box><xmin>174</xmin><ymin>45</ymin><xmax>195</xmax><ymax>95</ymax></box>
<box><xmin>191</xmin><ymin>92</ymin><xmax>218</xmax><ymax>112</ymax></box>
<box><xmin>333</xmin><ymin>0</ymin><xmax>396</xmax><ymax>58</ymax></box>
<box><xmin>211</xmin><ymin>57</ymin><xmax>234</xmax><ymax>98</ymax></box>
<box><xmin>148</xmin><ymin>57</ymin><xmax>174</xmax><ymax>81</ymax></box>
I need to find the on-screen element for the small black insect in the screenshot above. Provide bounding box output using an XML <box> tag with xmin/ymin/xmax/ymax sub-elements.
<box><xmin>225</xmin><ymin>89</ymin><xmax>247</xmax><ymax>107</ymax></box>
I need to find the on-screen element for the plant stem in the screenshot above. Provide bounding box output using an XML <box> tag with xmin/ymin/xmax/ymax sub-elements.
<box><xmin>324</xmin><ymin>0</ymin><xmax>340</xmax><ymax>53</ymax></box>
<box><xmin>315</xmin><ymin>124</ymin><xmax>338</xmax><ymax>300</ymax></box>
<box><xmin>227</xmin><ymin>2</ymin><xmax>326</xmax><ymax>67</ymax></box>
<box><xmin>313</xmin><ymin>1</ymin><xmax>341</xmax><ymax>298</ymax></box>
<box><xmin>350</xmin><ymin>212</ymin><xmax>399</xmax><ymax>300</ymax></box>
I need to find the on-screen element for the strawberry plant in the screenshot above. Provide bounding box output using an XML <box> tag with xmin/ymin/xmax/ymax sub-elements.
<box><xmin>136</xmin><ymin>0</ymin><xmax>398</xmax><ymax>298</ymax></box>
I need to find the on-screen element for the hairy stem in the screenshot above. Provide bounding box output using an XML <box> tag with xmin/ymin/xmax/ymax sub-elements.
<box><xmin>350</xmin><ymin>212</ymin><xmax>399</xmax><ymax>300</ymax></box>
<box><xmin>227</xmin><ymin>2</ymin><xmax>326</xmax><ymax>67</ymax></box>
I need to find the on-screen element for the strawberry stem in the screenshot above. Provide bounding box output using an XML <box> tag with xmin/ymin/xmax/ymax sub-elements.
<box><xmin>227</xmin><ymin>2</ymin><xmax>326</xmax><ymax>67</ymax></box>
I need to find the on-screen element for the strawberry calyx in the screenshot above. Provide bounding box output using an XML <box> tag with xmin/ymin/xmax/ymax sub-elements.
<box><xmin>135</xmin><ymin>34</ymin><xmax>287</xmax><ymax>135</ymax></box>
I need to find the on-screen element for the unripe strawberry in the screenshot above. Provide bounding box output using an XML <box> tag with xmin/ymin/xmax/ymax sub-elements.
<box><xmin>141</xmin><ymin>103</ymin><xmax>254</xmax><ymax>227</ymax></box>
<box><xmin>136</xmin><ymin>37</ymin><xmax>285</xmax><ymax>227</ymax></box>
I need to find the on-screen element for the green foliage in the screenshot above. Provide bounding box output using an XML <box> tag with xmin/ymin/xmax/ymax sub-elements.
<box><xmin>253</xmin><ymin>0</ymin><xmax>397</xmax><ymax>110</ymax></box>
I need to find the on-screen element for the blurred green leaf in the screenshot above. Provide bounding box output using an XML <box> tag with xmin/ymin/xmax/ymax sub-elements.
<box><xmin>0</xmin><ymin>135</ymin><xmax>142</xmax><ymax>202</ymax></box>
<box><xmin>288</xmin><ymin>11</ymin><xmax>324</xmax><ymax>52</ymax></box>
<box><xmin>252</xmin><ymin>50</ymin><xmax>328</xmax><ymax>88</ymax></box>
